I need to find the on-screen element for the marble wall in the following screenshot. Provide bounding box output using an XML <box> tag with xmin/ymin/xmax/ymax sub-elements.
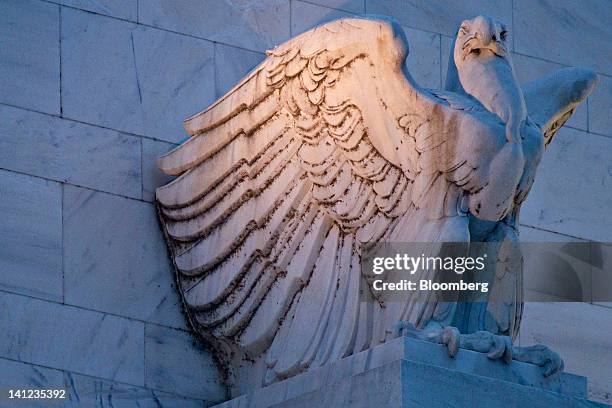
<box><xmin>0</xmin><ymin>0</ymin><xmax>610</xmax><ymax>405</ymax></box>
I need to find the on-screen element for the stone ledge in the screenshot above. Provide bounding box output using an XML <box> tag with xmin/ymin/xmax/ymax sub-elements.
<box><xmin>214</xmin><ymin>336</ymin><xmax>604</xmax><ymax>408</ymax></box>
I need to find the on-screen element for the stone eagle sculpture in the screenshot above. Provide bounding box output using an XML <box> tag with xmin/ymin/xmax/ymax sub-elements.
<box><xmin>155</xmin><ymin>16</ymin><xmax>596</xmax><ymax>394</ymax></box>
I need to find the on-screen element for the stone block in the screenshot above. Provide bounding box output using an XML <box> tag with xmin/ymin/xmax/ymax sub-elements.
<box><xmin>403</xmin><ymin>27</ymin><xmax>441</xmax><ymax>89</ymax></box>
<box><xmin>512</xmin><ymin>53</ymin><xmax>587</xmax><ymax>131</ymax></box>
<box><xmin>521</xmin><ymin>127</ymin><xmax>612</xmax><ymax>242</ymax></box>
<box><xmin>215</xmin><ymin>44</ymin><xmax>266</xmax><ymax>98</ymax></box>
<box><xmin>588</xmin><ymin>74</ymin><xmax>612</xmax><ymax>137</ymax></box>
<box><xmin>0</xmin><ymin>357</ymin><xmax>64</xmax><ymax>393</ymax></box>
<box><xmin>0</xmin><ymin>0</ymin><xmax>60</xmax><ymax>114</ymax></box>
<box><xmin>0</xmin><ymin>170</ymin><xmax>62</xmax><ymax>302</ymax></box>
<box><xmin>62</xmin><ymin>8</ymin><xmax>215</xmax><ymax>143</ymax></box>
<box><xmin>63</xmin><ymin>185</ymin><xmax>186</xmax><ymax>329</ymax></box>
<box><xmin>139</xmin><ymin>0</ymin><xmax>291</xmax><ymax>52</ymax></box>
<box><xmin>280</xmin><ymin>360</ymin><xmax>598</xmax><ymax>408</ymax></box>
<box><xmin>142</xmin><ymin>138</ymin><xmax>176</xmax><ymax>202</ymax></box>
<box><xmin>53</xmin><ymin>0</ymin><xmax>137</xmax><ymax>21</ymax></box>
<box><xmin>514</xmin><ymin>0</ymin><xmax>612</xmax><ymax>76</ymax></box>
<box><xmin>291</xmin><ymin>1</ymin><xmax>353</xmax><ymax>36</ymax></box>
<box><xmin>0</xmin><ymin>291</ymin><xmax>144</xmax><ymax>385</ymax></box>
<box><xmin>145</xmin><ymin>324</ymin><xmax>226</xmax><ymax>402</ymax></box>
<box><xmin>519</xmin><ymin>302</ymin><xmax>612</xmax><ymax>405</ymax></box>
<box><xmin>305</xmin><ymin>0</ymin><xmax>364</xmax><ymax>13</ymax></box>
<box><xmin>365</xmin><ymin>0</ymin><xmax>512</xmax><ymax>39</ymax></box>
<box><xmin>215</xmin><ymin>336</ymin><xmax>600</xmax><ymax>407</ymax></box>
<box><xmin>0</xmin><ymin>358</ymin><xmax>210</xmax><ymax>407</ymax></box>
<box><xmin>0</xmin><ymin>105</ymin><xmax>141</xmax><ymax>199</ymax></box>
<box><xmin>64</xmin><ymin>371</ymin><xmax>210</xmax><ymax>407</ymax></box>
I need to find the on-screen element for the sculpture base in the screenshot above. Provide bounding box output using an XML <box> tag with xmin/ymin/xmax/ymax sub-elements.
<box><xmin>213</xmin><ymin>336</ymin><xmax>608</xmax><ymax>408</ymax></box>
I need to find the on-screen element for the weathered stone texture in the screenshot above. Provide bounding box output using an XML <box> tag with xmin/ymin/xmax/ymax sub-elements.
<box><xmin>62</xmin><ymin>8</ymin><xmax>215</xmax><ymax>143</ymax></box>
<box><xmin>214</xmin><ymin>43</ymin><xmax>265</xmax><ymax>99</ymax></box>
<box><xmin>63</xmin><ymin>185</ymin><xmax>186</xmax><ymax>329</ymax></box>
<box><xmin>291</xmin><ymin>1</ymin><xmax>353</xmax><ymax>35</ymax></box>
<box><xmin>51</xmin><ymin>0</ymin><xmax>137</xmax><ymax>21</ymax></box>
<box><xmin>145</xmin><ymin>324</ymin><xmax>226</xmax><ymax>402</ymax></box>
<box><xmin>520</xmin><ymin>302</ymin><xmax>612</xmax><ymax>404</ymax></box>
<box><xmin>0</xmin><ymin>0</ymin><xmax>611</xmax><ymax>405</ymax></box>
<box><xmin>366</xmin><ymin>0</ymin><xmax>513</xmax><ymax>39</ymax></box>
<box><xmin>0</xmin><ymin>170</ymin><xmax>62</xmax><ymax>302</ymax></box>
<box><xmin>0</xmin><ymin>357</ymin><xmax>210</xmax><ymax>407</ymax></box>
<box><xmin>0</xmin><ymin>105</ymin><xmax>142</xmax><ymax>199</ymax></box>
<box><xmin>403</xmin><ymin>27</ymin><xmax>442</xmax><ymax>89</ymax></box>
<box><xmin>304</xmin><ymin>0</ymin><xmax>365</xmax><ymax>14</ymax></box>
<box><xmin>0</xmin><ymin>0</ymin><xmax>59</xmax><ymax>114</ymax></box>
<box><xmin>0</xmin><ymin>291</ymin><xmax>144</xmax><ymax>385</ymax></box>
<box><xmin>521</xmin><ymin>127</ymin><xmax>612</xmax><ymax>242</ymax></box>
<box><xmin>514</xmin><ymin>0</ymin><xmax>612</xmax><ymax>76</ymax></box>
<box><xmin>139</xmin><ymin>0</ymin><xmax>291</xmax><ymax>52</ymax></box>
<box><xmin>589</xmin><ymin>74</ymin><xmax>612</xmax><ymax>137</ymax></box>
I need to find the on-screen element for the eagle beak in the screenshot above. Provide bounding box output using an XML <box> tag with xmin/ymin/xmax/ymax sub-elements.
<box><xmin>468</xmin><ymin>30</ymin><xmax>506</xmax><ymax>58</ymax></box>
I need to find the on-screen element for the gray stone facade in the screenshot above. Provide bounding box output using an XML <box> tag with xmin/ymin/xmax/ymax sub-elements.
<box><xmin>0</xmin><ymin>0</ymin><xmax>610</xmax><ymax>405</ymax></box>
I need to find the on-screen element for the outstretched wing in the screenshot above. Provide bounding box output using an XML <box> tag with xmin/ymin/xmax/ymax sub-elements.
<box><xmin>156</xmin><ymin>17</ymin><xmax>516</xmax><ymax>383</ymax></box>
<box><xmin>523</xmin><ymin>67</ymin><xmax>597</xmax><ymax>146</ymax></box>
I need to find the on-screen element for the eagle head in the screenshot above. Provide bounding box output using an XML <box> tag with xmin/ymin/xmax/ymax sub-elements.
<box><xmin>454</xmin><ymin>15</ymin><xmax>510</xmax><ymax>69</ymax></box>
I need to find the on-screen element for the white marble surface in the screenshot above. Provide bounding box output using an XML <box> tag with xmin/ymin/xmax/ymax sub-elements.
<box><xmin>0</xmin><ymin>291</ymin><xmax>144</xmax><ymax>385</ymax></box>
<box><xmin>65</xmin><ymin>370</ymin><xmax>210</xmax><ymax>407</ymax></box>
<box><xmin>514</xmin><ymin>0</ymin><xmax>612</xmax><ymax>76</ymax></box>
<box><xmin>0</xmin><ymin>170</ymin><xmax>62</xmax><ymax>302</ymax></box>
<box><xmin>139</xmin><ymin>0</ymin><xmax>291</xmax><ymax>52</ymax></box>
<box><xmin>0</xmin><ymin>105</ymin><xmax>141</xmax><ymax>199</ymax></box>
<box><xmin>519</xmin><ymin>302</ymin><xmax>612</xmax><ymax>404</ymax></box>
<box><xmin>304</xmin><ymin>0</ymin><xmax>365</xmax><ymax>14</ymax></box>
<box><xmin>588</xmin><ymin>74</ymin><xmax>612</xmax><ymax>137</ymax></box>
<box><xmin>0</xmin><ymin>357</ymin><xmax>64</xmax><ymax>389</ymax></box>
<box><xmin>0</xmin><ymin>0</ymin><xmax>59</xmax><ymax>114</ymax></box>
<box><xmin>291</xmin><ymin>0</ymin><xmax>353</xmax><ymax>35</ymax></box>
<box><xmin>145</xmin><ymin>324</ymin><xmax>226</xmax><ymax>401</ymax></box>
<box><xmin>51</xmin><ymin>0</ymin><xmax>137</xmax><ymax>21</ymax></box>
<box><xmin>404</xmin><ymin>26</ymin><xmax>442</xmax><ymax>89</ymax></box>
<box><xmin>63</xmin><ymin>185</ymin><xmax>186</xmax><ymax>329</ymax></box>
<box><xmin>521</xmin><ymin>127</ymin><xmax>612</xmax><ymax>242</ymax></box>
<box><xmin>366</xmin><ymin>0</ymin><xmax>512</xmax><ymax>38</ymax></box>
<box><xmin>0</xmin><ymin>1</ymin><xmax>609</xmax><ymax>404</ymax></box>
<box><xmin>62</xmin><ymin>8</ymin><xmax>215</xmax><ymax>143</ymax></box>
<box><xmin>214</xmin><ymin>43</ymin><xmax>265</xmax><ymax>99</ymax></box>
<box><xmin>0</xmin><ymin>357</ymin><xmax>209</xmax><ymax>407</ymax></box>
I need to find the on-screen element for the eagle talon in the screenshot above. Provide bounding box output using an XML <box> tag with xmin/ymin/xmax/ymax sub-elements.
<box><xmin>512</xmin><ymin>344</ymin><xmax>565</xmax><ymax>377</ymax></box>
<box><xmin>421</xmin><ymin>327</ymin><xmax>513</xmax><ymax>363</ymax></box>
